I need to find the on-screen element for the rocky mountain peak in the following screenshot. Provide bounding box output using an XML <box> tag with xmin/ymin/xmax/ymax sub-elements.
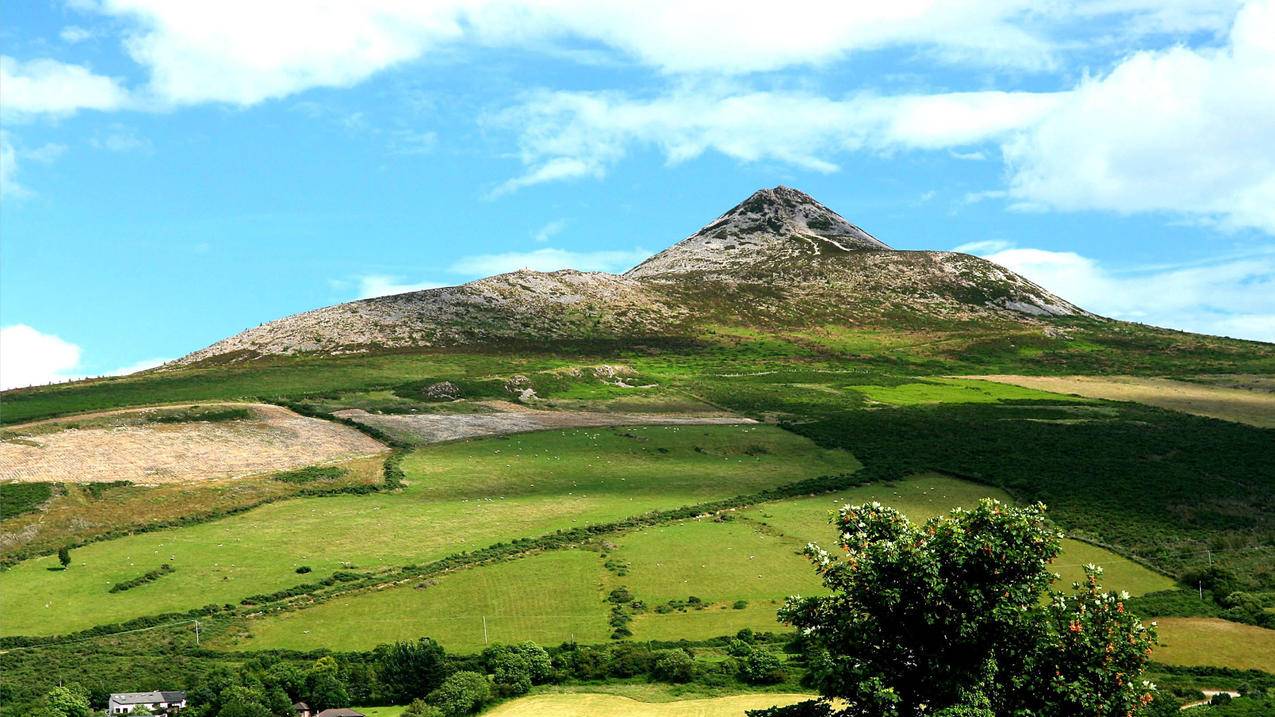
<box><xmin>626</xmin><ymin>185</ymin><xmax>890</xmax><ymax>279</ymax></box>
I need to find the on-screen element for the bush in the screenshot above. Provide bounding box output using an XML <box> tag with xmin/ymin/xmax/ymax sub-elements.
<box><xmin>651</xmin><ymin>649</ymin><xmax>694</xmax><ymax>683</ymax></box>
<box><xmin>295</xmin><ymin>566</ymin><xmax>312</xmax><ymax>574</ymax></box>
<box><xmin>402</xmin><ymin>699</ymin><xmax>444</xmax><ymax>717</ymax></box>
<box><xmin>272</xmin><ymin>466</ymin><xmax>346</xmax><ymax>484</ymax></box>
<box><xmin>108</xmin><ymin>564</ymin><xmax>175</xmax><ymax>593</ymax></box>
<box><xmin>427</xmin><ymin>671</ymin><xmax>491</xmax><ymax>717</ymax></box>
<box><xmin>739</xmin><ymin>650</ymin><xmax>786</xmax><ymax>685</ymax></box>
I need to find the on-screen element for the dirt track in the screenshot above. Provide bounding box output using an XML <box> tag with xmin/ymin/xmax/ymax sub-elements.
<box><xmin>335</xmin><ymin>401</ymin><xmax>756</xmax><ymax>445</ymax></box>
<box><xmin>0</xmin><ymin>403</ymin><xmax>385</xmax><ymax>485</ymax></box>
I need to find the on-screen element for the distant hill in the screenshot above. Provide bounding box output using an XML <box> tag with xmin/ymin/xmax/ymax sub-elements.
<box><xmin>174</xmin><ymin>186</ymin><xmax>1086</xmax><ymax>366</ymax></box>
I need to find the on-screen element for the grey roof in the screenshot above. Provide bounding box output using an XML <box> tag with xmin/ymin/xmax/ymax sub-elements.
<box><xmin>293</xmin><ymin>703</ymin><xmax>310</xmax><ymax>710</ymax></box>
<box><xmin>314</xmin><ymin>710</ymin><xmax>363</xmax><ymax>717</ymax></box>
<box><xmin>109</xmin><ymin>692</ymin><xmax>185</xmax><ymax>705</ymax></box>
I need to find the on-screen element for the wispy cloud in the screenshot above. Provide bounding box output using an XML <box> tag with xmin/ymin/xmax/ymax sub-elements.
<box><xmin>974</xmin><ymin>246</ymin><xmax>1275</xmax><ymax>342</ymax></box>
<box><xmin>532</xmin><ymin>219</ymin><xmax>567</xmax><ymax>243</ymax></box>
<box><xmin>0</xmin><ymin>55</ymin><xmax>129</xmax><ymax>118</ymax></box>
<box><xmin>353</xmin><ymin>275</ymin><xmax>447</xmax><ymax>299</ymax></box>
<box><xmin>449</xmin><ymin>247</ymin><xmax>652</xmax><ymax>276</ymax></box>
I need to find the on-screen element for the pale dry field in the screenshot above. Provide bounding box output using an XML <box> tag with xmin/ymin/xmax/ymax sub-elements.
<box><xmin>335</xmin><ymin>400</ymin><xmax>755</xmax><ymax>445</ymax></box>
<box><xmin>0</xmin><ymin>403</ymin><xmax>385</xmax><ymax>484</ymax></box>
<box><xmin>482</xmin><ymin>693</ymin><xmax>813</xmax><ymax>717</ymax></box>
<box><xmin>1152</xmin><ymin>617</ymin><xmax>1275</xmax><ymax>672</ymax></box>
<box><xmin>968</xmin><ymin>375</ymin><xmax>1275</xmax><ymax>427</ymax></box>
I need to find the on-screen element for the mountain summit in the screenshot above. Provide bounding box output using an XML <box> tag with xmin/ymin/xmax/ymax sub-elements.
<box><xmin>627</xmin><ymin>186</ymin><xmax>889</xmax><ymax>279</ymax></box>
<box><xmin>173</xmin><ymin>187</ymin><xmax>1085</xmax><ymax>366</ymax></box>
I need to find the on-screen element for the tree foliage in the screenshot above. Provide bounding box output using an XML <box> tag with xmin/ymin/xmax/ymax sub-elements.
<box><xmin>777</xmin><ymin>499</ymin><xmax>1158</xmax><ymax>716</ymax></box>
<box><xmin>374</xmin><ymin>638</ymin><xmax>447</xmax><ymax>704</ymax></box>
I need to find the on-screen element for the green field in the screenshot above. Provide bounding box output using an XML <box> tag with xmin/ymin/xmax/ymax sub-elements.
<box><xmin>1154</xmin><ymin>617</ymin><xmax>1275</xmax><ymax>672</ymax></box>
<box><xmin>229</xmin><ymin>474</ymin><xmax>1172</xmax><ymax>651</ymax></box>
<box><xmin>482</xmin><ymin>692</ymin><xmax>814</xmax><ymax>717</ymax></box>
<box><xmin>847</xmin><ymin>377</ymin><xmax>1088</xmax><ymax>406</ymax></box>
<box><xmin>0</xmin><ymin>424</ymin><xmax>857</xmax><ymax>637</ymax></box>
<box><xmin>227</xmin><ymin>551</ymin><xmax>612</xmax><ymax>651</ymax></box>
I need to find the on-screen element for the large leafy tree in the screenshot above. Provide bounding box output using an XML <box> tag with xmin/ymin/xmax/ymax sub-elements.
<box><xmin>774</xmin><ymin>500</ymin><xmax>1158</xmax><ymax>717</ymax></box>
<box><xmin>375</xmin><ymin>638</ymin><xmax>447</xmax><ymax>703</ymax></box>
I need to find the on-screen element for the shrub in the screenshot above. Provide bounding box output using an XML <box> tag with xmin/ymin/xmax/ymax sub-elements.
<box><xmin>739</xmin><ymin>649</ymin><xmax>785</xmax><ymax>685</ymax></box>
<box><xmin>651</xmin><ymin>649</ymin><xmax>694</xmax><ymax>683</ymax></box>
<box><xmin>427</xmin><ymin>671</ymin><xmax>491</xmax><ymax>717</ymax></box>
<box><xmin>295</xmin><ymin>566</ymin><xmax>312</xmax><ymax>574</ymax></box>
<box><xmin>109</xmin><ymin>564</ymin><xmax>175</xmax><ymax>593</ymax></box>
<box><xmin>733</xmin><ymin>599</ymin><xmax>749</xmax><ymax>609</ymax></box>
<box><xmin>272</xmin><ymin>466</ymin><xmax>346</xmax><ymax>484</ymax></box>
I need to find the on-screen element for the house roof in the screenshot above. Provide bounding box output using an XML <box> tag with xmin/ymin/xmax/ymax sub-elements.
<box><xmin>293</xmin><ymin>703</ymin><xmax>310</xmax><ymax>710</ymax></box>
<box><xmin>314</xmin><ymin>709</ymin><xmax>364</xmax><ymax>717</ymax></box>
<box><xmin>109</xmin><ymin>692</ymin><xmax>186</xmax><ymax>705</ymax></box>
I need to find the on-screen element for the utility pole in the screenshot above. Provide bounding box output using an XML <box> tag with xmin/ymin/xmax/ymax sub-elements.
<box><xmin>1199</xmin><ymin>581</ymin><xmax>1204</xmax><ymax>600</ymax></box>
<box><xmin>482</xmin><ymin>616</ymin><xmax>488</xmax><ymax>645</ymax></box>
<box><xmin>194</xmin><ymin>620</ymin><xmax>200</xmax><ymax>646</ymax></box>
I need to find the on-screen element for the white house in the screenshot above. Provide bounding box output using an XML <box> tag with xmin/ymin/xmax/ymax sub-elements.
<box><xmin>107</xmin><ymin>692</ymin><xmax>187</xmax><ymax>715</ymax></box>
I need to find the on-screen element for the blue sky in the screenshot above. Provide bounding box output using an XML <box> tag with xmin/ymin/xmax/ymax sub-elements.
<box><xmin>2</xmin><ymin>1</ymin><xmax>1273</xmax><ymax>388</ymax></box>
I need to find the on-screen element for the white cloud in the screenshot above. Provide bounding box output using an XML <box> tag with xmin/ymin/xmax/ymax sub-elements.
<box><xmin>979</xmin><ymin>247</ymin><xmax>1275</xmax><ymax>342</ymax></box>
<box><xmin>0</xmin><ymin>132</ymin><xmax>28</xmax><ymax>201</ymax></box>
<box><xmin>0</xmin><ymin>55</ymin><xmax>129</xmax><ymax>117</ymax></box>
<box><xmin>493</xmin><ymin>86</ymin><xmax>1063</xmax><ymax>191</ymax></box>
<box><xmin>110</xmin><ymin>357</ymin><xmax>170</xmax><ymax>376</ymax></box>
<box><xmin>449</xmin><ymin>247</ymin><xmax>652</xmax><ymax>276</ymax></box>
<box><xmin>0</xmin><ymin>324</ymin><xmax>83</xmax><ymax>390</ymax></box>
<box><xmin>354</xmin><ymin>275</ymin><xmax>446</xmax><ymax>299</ymax></box>
<box><xmin>532</xmin><ymin>219</ymin><xmax>567</xmax><ymax>243</ymax></box>
<box><xmin>83</xmin><ymin>1</ymin><xmax>1241</xmax><ymax>106</ymax></box>
<box><xmin>90</xmin><ymin>126</ymin><xmax>153</xmax><ymax>153</ymax></box>
<box><xmin>1002</xmin><ymin>0</ymin><xmax>1275</xmax><ymax>233</ymax></box>
<box><xmin>60</xmin><ymin>26</ymin><xmax>94</xmax><ymax>44</ymax></box>
<box><xmin>953</xmin><ymin>240</ymin><xmax>1013</xmax><ymax>254</ymax></box>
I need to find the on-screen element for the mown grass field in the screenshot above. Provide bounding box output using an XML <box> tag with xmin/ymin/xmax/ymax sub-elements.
<box><xmin>1153</xmin><ymin>617</ymin><xmax>1275</xmax><ymax>672</ymax></box>
<box><xmin>226</xmin><ymin>551</ymin><xmax>612</xmax><ymax>651</ymax></box>
<box><xmin>481</xmin><ymin>692</ymin><xmax>814</xmax><ymax>717</ymax></box>
<box><xmin>0</xmin><ymin>424</ymin><xmax>856</xmax><ymax>636</ymax></box>
<box><xmin>847</xmin><ymin>378</ymin><xmax>1089</xmax><ymax>406</ymax></box>
<box><xmin>970</xmin><ymin>374</ymin><xmax>1275</xmax><ymax>427</ymax></box>
<box><xmin>229</xmin><ymin>474</ymin><xmax>1171</xmax><ymax>651</ymax></box>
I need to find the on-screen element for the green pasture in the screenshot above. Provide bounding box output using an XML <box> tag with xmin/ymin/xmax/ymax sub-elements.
<box><xmin>847</xmin><ymin>378</ymin><xmax>1086</xmax><ymax>406</ymax></box>
<box><xmin>231</xmin><ymin>474</ymin><xmax>1170</xmax><ymax>652</ymax></box>
<box><xmin>0</xmin><ymin>424</ymin><xmax>856</xmax><ymax>637</ymax></box>
<box><xmin>227</xmin><ymin>551</ymin><xmax>611</xmax><ymax>652</ymax></box>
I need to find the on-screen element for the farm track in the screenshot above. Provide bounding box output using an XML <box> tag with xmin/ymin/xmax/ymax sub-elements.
<box><xmin>334</xmin><ymin>401</ymin><xmax>755</xmax><ymax>445</ymax></box>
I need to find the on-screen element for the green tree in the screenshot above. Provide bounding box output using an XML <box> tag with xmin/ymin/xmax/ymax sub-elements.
<box><xmin>43</xmin><ymin>685</ymin><xmax>91</xmax><ymax>717</ymax></box>
<box><xmin>776</xmin><ymin>500</ymin><xmax>1158</xmax><ymax>716</ymax></box>
<box><xmin>215</xmin><ymin>686</ymin><xmax>271</xmax><ymax>717</ymax></box>
<box><xmin>305</xmin><ymin>657</ymin><xmax>350</xmax><ymax>711</ymax></box>
<box><xmin>426</xmin><ymin>671</ymin><xmax>491</xmax><ymax>717</ymax></box>
<box><xmin>375</xmin><ymin>638</ymin><xmax>447</xmax><ymax>703</ymax></box>
<box><xmin>511</xmin><ymin>642</ymin><xmax>553</xmax><ymax>684</ymax></box>
<box><xmin>651</xmin><ymin>649</ymin><xmax>694</xmax><ymax>683</ymax></box>
<box><xmin>58</xmin><ymin>547</ymin><xmax>71</xmax><ymax>569</ymax></box>
<box><xmin>486</xmin><ymin>649</ymin><xmax>531</xmax><ymax>696</ymax></box>
<box><xmin>739</xmin><ymin>649</ymin><xmax>785</xmax><ymax>685</ymax></box>
<box><xmin>402</xmin><ymin>699</ymin><xmax>445</xmax><ymax>717</ymax></box>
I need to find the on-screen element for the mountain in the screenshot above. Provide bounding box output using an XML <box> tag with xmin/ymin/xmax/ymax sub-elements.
<box><xmin>174</xmin><ymin>187</ymin><xmax>1085</xmax><ymax>366</ymax></box>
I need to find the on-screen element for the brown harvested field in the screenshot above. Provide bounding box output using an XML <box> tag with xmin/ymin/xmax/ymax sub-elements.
<box><xmin>968</xmin><ymin>375</ymin><xmax>1275</xmax><ymax>427</ymax></box>
<box><xmin>0</xmin><ymin>403</ymin><xmax>385</xmax><ymax>485</ymax></box>
<box><xmin>0</xmin><ymin>454</ymin><xmax>386</xmax><ymax>560</ymax></box>
<box><xmin>1152</xmin><ymin>617</ymin><xmax>1275</xmax><ymax>672</ymax></box>
<box><xmin>335</xmin><ymin>400</ymin><xmax>756</xmax><ymax>445</ymax></box>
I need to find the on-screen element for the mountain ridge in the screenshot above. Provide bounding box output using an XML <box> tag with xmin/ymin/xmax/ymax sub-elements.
<box><xmin>172</xmin><ymin>187</ymin><xmax>1086</xmax><ymax>366</ymax></box>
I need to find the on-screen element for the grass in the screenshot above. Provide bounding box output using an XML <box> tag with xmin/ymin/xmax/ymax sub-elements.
<box><xmin>970</xmin><ymin>375</ymin><xmax>1275</xmax><ymax>427</ymax></box>
<box><xmin>226</xmin><ymin>551</ymin><xmax>611</xmax><ymax>652</ymax></box>
<box><xmin>739</xmin><ymin>474</ymin><xmax>1176</xmax><ymax>596</ymax></box>
<box><xmin>0</xmin><ymin>425</ymin><xmax>855</xmax><ymax>637</ymax></box>
<box><xmin>230</xmin><ymin>474</ymin><xmax>1170</xmax><ymax>652</ymax></box>
<box><xmin>1152</xmin><ymin>617</ymin><xmax>1275</xmax><ymax>672</ymax></box>
<box><xmin>0</xmin><ymin>456</ymin><xmax>385</xmax><ymax>564</ymax></box>
<box><xmin>481</xmin><ymin>693</ymin><xmax>814</xmax><ymax>717</ymax></box>
<box><xmin>847</xmin><ymin>377</ymin><xmax>1088</xmax><ymax>406</ymax></box>
<box><xmin>0</xmin><ymin>482</ymin><xmax>54</xmax><ymax>520</ymax></box>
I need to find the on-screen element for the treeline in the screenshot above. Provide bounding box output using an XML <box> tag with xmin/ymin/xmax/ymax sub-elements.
<box><xmin>15</xmin><ymin>633</ymin><xmax>798</xmax><ymax>717</ymax></box>
<box><xmin>109</xmin><ymin>564</ymin><xmax>175</xmax><ymax>593</ymax></box>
